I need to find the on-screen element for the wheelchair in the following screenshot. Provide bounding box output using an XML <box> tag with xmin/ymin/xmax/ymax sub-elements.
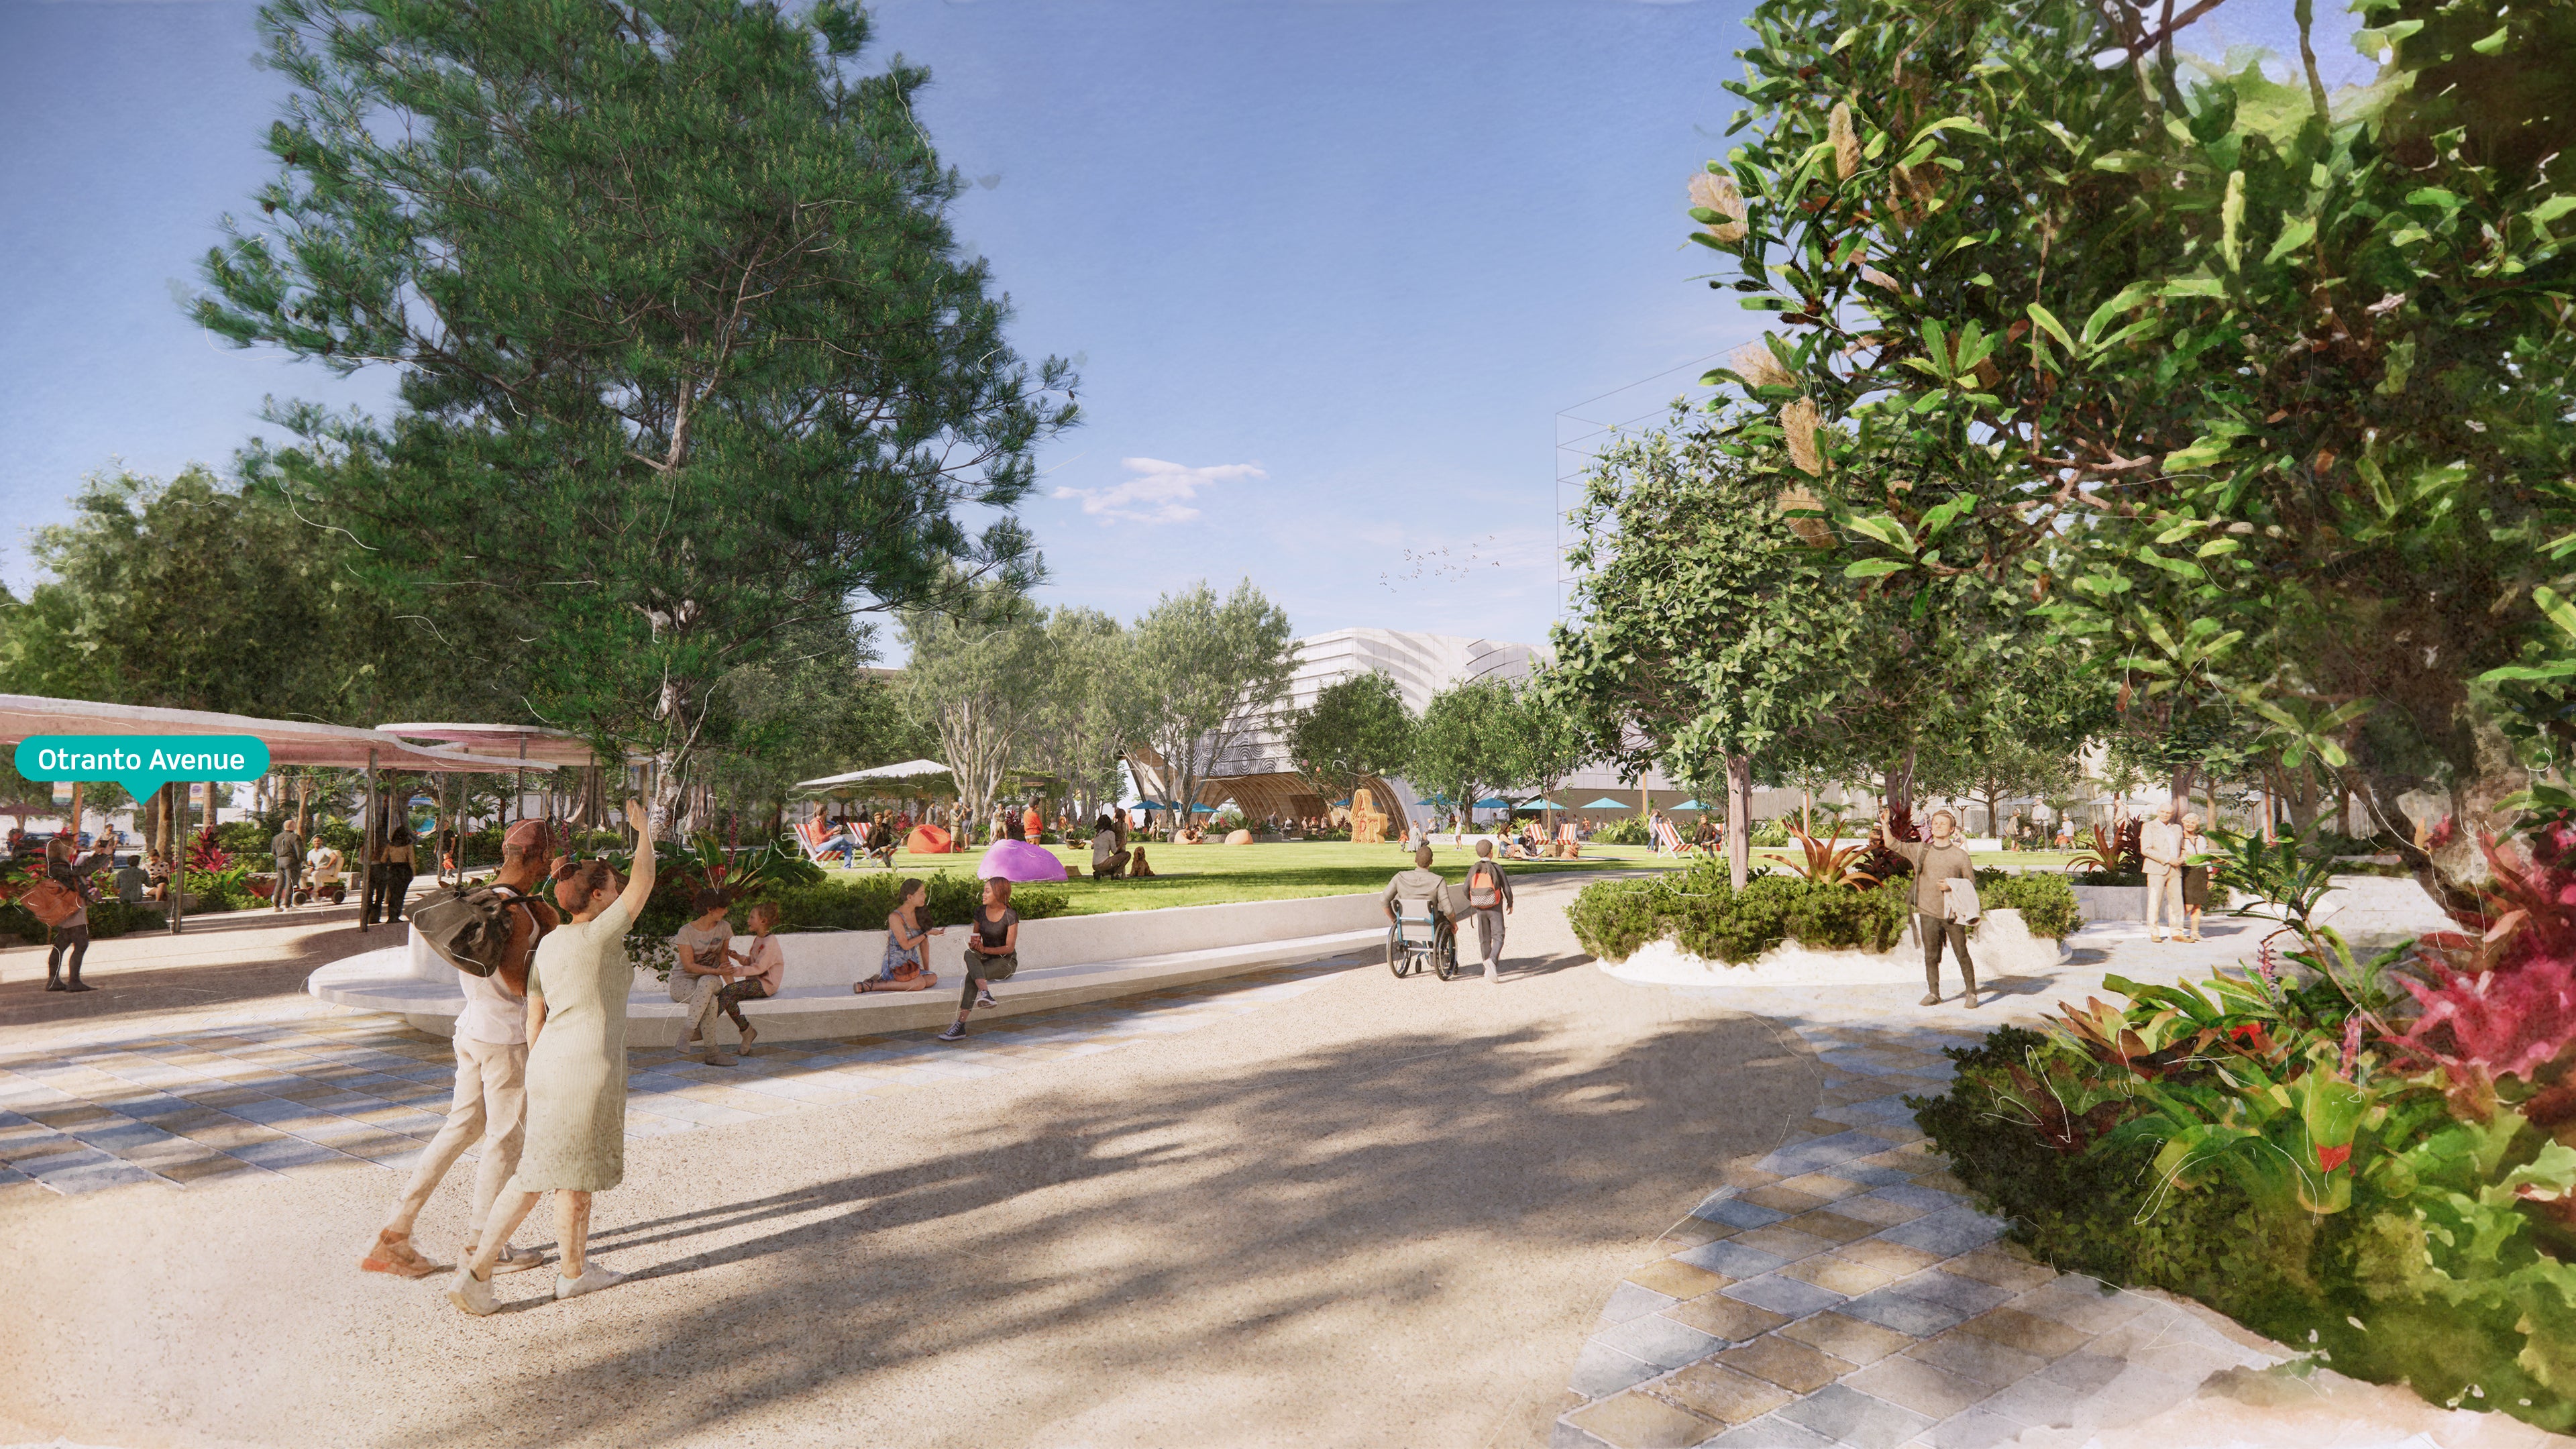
<box><xmin>1386</xmin><ymin>900</ymin><xmax>1460</xmax><ymax>980</ymax></box>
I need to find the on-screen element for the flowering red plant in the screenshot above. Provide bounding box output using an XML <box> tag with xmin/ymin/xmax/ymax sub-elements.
<box><xmin>186</xmin><ymin>827</ymin><xmax>232</xmax><ymax>875</ymax></box>
<box><xmin>2394</xmin><ymin>829</ymin><xmax>2576</xmax><ymax>1122</ymax></box>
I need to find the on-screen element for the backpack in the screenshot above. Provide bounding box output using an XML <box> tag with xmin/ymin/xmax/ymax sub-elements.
<box><xmin>1468</xmin><ymin>861</ymin><xmax>1506</xmax><ymax>910</ymax></box>
<box><xmin>20</xmin><ymin>877</ymin><xmax>84</xmax><ymax>928</ymax></box>
<box><xmin>410</xmin><ymin>883</ymin><xmax>535</xmax><ymax>978</ymax></box>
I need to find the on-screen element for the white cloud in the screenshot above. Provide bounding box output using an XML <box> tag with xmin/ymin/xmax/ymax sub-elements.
<box><xmin>1052</xmin><ymin>456</ymin><xmax>1265</xmax><ymax>525</ymax></box>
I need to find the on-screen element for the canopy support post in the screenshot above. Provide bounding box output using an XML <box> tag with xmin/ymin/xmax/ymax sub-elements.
<box><xmin>359</xmin><ymin>747</ymin><xmax>377</xmax><ymax>934</ymax></box>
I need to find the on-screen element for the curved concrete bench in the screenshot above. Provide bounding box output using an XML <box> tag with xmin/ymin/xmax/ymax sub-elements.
<box><xmin>308</xmin><ymin>892</ymin><xmax>1393</xmax><ymax>1044</ymax></box>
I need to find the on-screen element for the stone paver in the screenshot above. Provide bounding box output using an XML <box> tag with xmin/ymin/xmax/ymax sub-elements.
<box><xmin>1554</xmin><ymin>920</ymin><xmax>2336</xmax><ymax>1449</ymax></box>
<box><xmin>0</xmin><ymin>955</ymin><xmax>1358</xmax><ymax>1201</ymax></box>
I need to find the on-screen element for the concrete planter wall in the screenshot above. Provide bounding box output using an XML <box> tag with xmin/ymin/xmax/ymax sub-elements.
<box><xmin>1599</xmin><ymin>907</ymin><xmax>2065</xmax><ymax>987</ymax></box>
<box><xmin>328</xmin><ymin>890</ymin><xmax>1394</xmax><ymax>1044</ymax></box>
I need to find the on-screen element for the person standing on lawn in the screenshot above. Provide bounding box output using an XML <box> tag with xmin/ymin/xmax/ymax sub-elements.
<box><xmin>1871</xmin><ymin>807</ymin><xmax>1981</xmax><ymax>1008</ymax></box>
<box><xmin>1464</xmin><ymin>839</ymin><xmax>1513</xmax><ymax>983</ymax></box>
<box><xmin>2140</xmin><ymin>799</ymin><xmax>2187</xmax><ymax>943</ymax></box>
<box><xmin>364</xmin><ymin>818</ymin><xmax>559</xmax><ymax>1278</ymax></box>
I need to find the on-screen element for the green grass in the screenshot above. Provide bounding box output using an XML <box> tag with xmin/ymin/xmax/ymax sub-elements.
<box><xmin>813</xmin><ymin>839</ymin><xmax>1678</xmax><ymax>916</ymax></box>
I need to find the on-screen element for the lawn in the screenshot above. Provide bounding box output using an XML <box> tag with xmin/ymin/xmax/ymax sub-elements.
<box><xmin>814</xmin><ymin>839</ymin><xmax>1679</xmax><ymax>916</ymax></box>
<box><xmin>807</xmin><ymin>841</ymin><xmax>2084</xmax><ymax>918</ymax></box>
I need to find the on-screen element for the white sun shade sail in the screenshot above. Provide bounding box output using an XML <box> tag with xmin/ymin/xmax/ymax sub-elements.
<box><xmin>0</xmin><ymin>694</ymin><xmax>531</xmax><ymax>772</ymax></box>
<box><xmin>795</xmin><ymin>758</ymin><xmax>954</xmax><ymax>790</ymax></box>
<box><xmin>376</xmin><ymin>722</ymin><xmax>605</xmax><ymax>767</ymax></box>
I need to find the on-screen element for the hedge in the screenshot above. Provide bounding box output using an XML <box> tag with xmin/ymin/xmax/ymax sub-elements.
<box><xmin>1568</xmin><ymin>865</ymin><xmax>2080</xmax><ymax>965</ymax></box>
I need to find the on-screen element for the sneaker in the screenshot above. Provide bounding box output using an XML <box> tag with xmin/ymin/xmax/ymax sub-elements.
<box><xmin>1919</xmin><ymin>992</ymin><xmax>1941</xmax><ymax>1006</ymax></box>
<box><xmin>974</xmin><ymin>989</ymin><xmax>998</xmax><ymax>1010</ymax></box>
<box><xmin>1962</xmin><ymin>993</ymin><xmax>1982</xmax><ymax>1009</ymax></box>
<box><xmin>936</xmin><ymin>1022</ymin><xmax>967</xmax><ymax>1042</ymax></box>
<box><xmin>45</xmin><ymin>979</ymin><xmax>64</xmax><ymax>992</ymax></box>
<box><xmin>554</xmin><ymin>1265</ymin><xmax>627</xmax><ymax>1301</ymax></box>
<box><xmin>706</xmin><ymin>1051</ymin><xmax>739</xmax><ymax>1067</ymax></box>
<box><xmin>448</xmin><ymin>1266</ymin><xmax>498</xmax><ymax>1316</ymax></box>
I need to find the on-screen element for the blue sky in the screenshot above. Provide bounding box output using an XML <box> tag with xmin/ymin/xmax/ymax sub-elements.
<box><xmin>0</xmin><ymin>0</ymin><xmax>2367</xmax><ymax>655</ymax></box>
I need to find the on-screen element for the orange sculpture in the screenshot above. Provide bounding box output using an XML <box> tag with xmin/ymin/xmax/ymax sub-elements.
<box><xmin>1350</xmin><ymin>786</ymin><xmax>1390</xmax><ymax>845</ymax></box>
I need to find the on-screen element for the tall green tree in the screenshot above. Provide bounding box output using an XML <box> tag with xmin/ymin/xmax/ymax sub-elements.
<box><xmin>1407</xmin><ymin>678</ymin><xmax>1515</xmax><ymax>835</ymax></box>
<box><xmin>900</xmin><ymin>587</ymin><xmax>1043</xmax><ymax>834</ymax></box>
<box><xmin>0</xmin><ymin>466</ymin><xmax>496</xmax><ymax>725</ymax></box>
<box><xmin>1124</xmin><ymin>580</ymin><xmax>1295</xmax><ymax>840</ymax></box>
<box><xmin>697</xmin><ymin>614</ymin><xmax>927</xmax><ymax>833</ymax></box>
<box><xmin>1547</xmin><ymin>421</ymin><xmax>1858</xmax><ymax>885</ymax></box>
<box><xmin>1022</xmin><ymin>607</ymin><xmax>1132</xmax><ymax>826</ymax></box>
<box><xmin>196</xmin><ymin>0</ymin><xmax>1075</xmax><ymax>816</ymax></box>
<box><xmin>1280</xmin><ymin>672</ymin><xmax>1416</xmax><ymax>825</ymax></box>
<box><xmin>1696</xmin><ymin>0</ymin><xmax>2575</xmax><ymax>894</ymax></box>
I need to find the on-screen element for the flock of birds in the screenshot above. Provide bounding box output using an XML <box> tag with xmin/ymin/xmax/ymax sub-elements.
<box><xmin>1379</xmin><ymin>535</ymin><xmax>1506</xmax><ymax>592</ymax></box>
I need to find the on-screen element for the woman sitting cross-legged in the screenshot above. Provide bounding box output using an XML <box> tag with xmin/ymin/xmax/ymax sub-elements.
<box><xmin>450</xmin><ymin>798</ymin><xmax>657</xmax><ymax>1315</ymax></box>
<box><xmin>856</xmin><ymin>877</ymin><xmax>943</xmax><ymax>993</ymax></box>
<box><xmin>710</xmin><ymin>901</ymin><xmax>784</xmax><ymax>1054</ymax></box>
<box><xmin>936</xmin><ymin>877</ymin><xmax>1019</xmax><ymax>1043</ymax></box>
<box><xmin>671</xmin><ymin>889</ymin><xmax>739</xmax><ymax>1064</ymax></box>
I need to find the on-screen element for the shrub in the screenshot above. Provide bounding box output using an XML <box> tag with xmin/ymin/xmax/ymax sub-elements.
<box><xmin>1974</xmin><ymin>869</ymin><xmax>2081</xmax><ymax>938</ymax></box>
<box><xmin>1591</xmin><ymin>816</ymin><xmax>1652</xmax><ymax>846</ymax></box>
<box><xmin>214</xmin><ymin>820</ymin><xmax>275</xmax><ymax>856</ymax></box>
<box><xmin>1568</xmin><ymin>866</ymin><xmax>1910</xmax><ymax>963</ymax></box>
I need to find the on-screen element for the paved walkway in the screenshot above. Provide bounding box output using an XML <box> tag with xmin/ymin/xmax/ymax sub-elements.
<box><xmin>1555</xmin><ymin>920</ymin><xmax>2573</xmax><ymax>1449</ymax></box>
<box><xmin>0</xmin><ymin>959</ymin><xmax>1353</xmax><ymax>1201</ymax></box>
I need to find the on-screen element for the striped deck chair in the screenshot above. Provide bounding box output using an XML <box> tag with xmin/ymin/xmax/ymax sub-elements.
<box><xmin>792</xmin><ymin>818</ymin><xmax>847</xmax><ymax>866</ymax></box>
<box><xmin>1652</xmin><ymin>818</ymin><xmax>1688</xmax><ymax>855</ymax></box>
<box><xmin>1556</xmin><ymin>822</ymin><xmax>1581</xmax><ymax>858</ymax></box>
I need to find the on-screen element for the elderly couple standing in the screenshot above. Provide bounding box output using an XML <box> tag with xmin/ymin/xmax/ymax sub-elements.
<box><xmin>2139</xmin><ymin>800</ymin><xmax>2213</xmax><ymax>943</ymax></box>
<box><xmin>354</xmin><ymin>802</ymin><xmax>675</xmax><ymax>1314</ymax></box>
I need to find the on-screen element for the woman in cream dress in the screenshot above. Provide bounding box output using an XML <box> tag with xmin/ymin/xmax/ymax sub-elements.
<box><xmin>451</xmin><ymin>800</ymin><xmax>657</xmax><ymax>1314</ymax></box>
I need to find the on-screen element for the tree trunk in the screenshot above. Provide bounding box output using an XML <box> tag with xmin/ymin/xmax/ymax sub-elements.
<box><xmin>2283</xmin><ymin>762</ymin><xmax>2322</xmax><ymax>837</ymax></box>
<box><xmin>1727</xmin><ymin>754</ymin><xmax>1753</xmax><ymax>890</ymax></box>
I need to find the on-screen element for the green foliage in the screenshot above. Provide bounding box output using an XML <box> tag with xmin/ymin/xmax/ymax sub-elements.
<box><xmin>755</xmin><ymin>874</ymin><xmax>1068</xmax><ymax>935</ymax></box>
<box><xmin>1125</xmin><ymin>580</ymin><xmax>1297</xmax><ymax>837</ymax></box>
<box><xmin>1703</xmin><ymin>0</ymin><xmax>2576</xmax><ymax>851</ymax></box>
<box><xmin>1407</xmin><ymin>678</ymin><xmax>1516</xmax><ymax>827</ymax></box>
<box><xmin>1568</xmin><ymin>867</ymin><xmax>1911</xmax><ymax>963</ymax></box>
<box><xmin>1918</xmin><ymin>963</ymin><xmax>2576</xmax><ymax>1432</ymax></box>
<box><xmin>1972</xmin><ymin>869</ymin><xmax>2081</xmax><ymax>938</ymax></box>
<box><xmin>1282</xmin><ymin>672</ymin><xmax>1417</xmax><ymax>820</ymax></box>
<box><xmin>199</xmin><ymin>0</ymin><xmax>1075</xmax><ymax>803</ymax></box>
<box><xmin>1591</xmin><ymin>816</ymin><xmax>1653</xmax><ymax>847</ymax></box>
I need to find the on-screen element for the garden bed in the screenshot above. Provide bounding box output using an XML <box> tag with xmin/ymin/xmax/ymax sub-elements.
<box><xmin>1568</xmin><ymin>864</ymin><xmax>2080</xmax><ymax>965</ymax></box>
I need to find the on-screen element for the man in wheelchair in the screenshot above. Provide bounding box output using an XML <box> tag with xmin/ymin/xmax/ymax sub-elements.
<box><xmin>1380</xmin><ymin>843</ymin><xmax>1460</xmax><ymax>979</ymax></box>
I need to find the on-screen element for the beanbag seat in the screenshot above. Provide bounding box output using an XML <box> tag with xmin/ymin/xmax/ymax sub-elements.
<box><xmin>1224</xmin><ymin>829</ymin><xmax>1254</xmax><ymax>845</ymax></box>
<box><xmin>979</xmin><ymin>837</ymin><xmax>1068</xmax><ymax>883</ymax></box>
<box><xmin>905</xmin><ymin>825</ymin><xmax>953</xmax><ymax>855</ymax></box>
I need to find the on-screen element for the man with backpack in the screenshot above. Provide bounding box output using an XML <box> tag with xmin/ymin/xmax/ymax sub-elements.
<box><xmin>1464</xmin><ymin>839</ymin><xmax>1514</xmax><ymax>983</ymax></box>
<box><xmin>360</xmin><ymin>819</ymin><xmax>559</xmax><ymax>1279</ymax></box>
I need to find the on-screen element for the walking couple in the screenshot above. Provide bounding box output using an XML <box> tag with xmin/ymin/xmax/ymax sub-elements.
<box><xmin>354</xmin><ymin>803</ymin><xmax>664</xmax><ymax>1316</ymax></box>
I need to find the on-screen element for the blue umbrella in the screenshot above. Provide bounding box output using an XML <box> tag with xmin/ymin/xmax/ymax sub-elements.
<box><xmin>1581</xmin><ymin>797</ymin><xmax>1627</xmax><ymax>809</ymax></box>
<box><xmin>1671</xmin><ymin>799</ymin><xmax>1706</xmax><ymax>810</ymax></box>
<box><xmin>1191</xmin><ymin>803</ymin><xmax>1218</xmax><ymax>813</ymax></box>
<box><xmin>1472</xmin><ymin>796</ymin><xmax>1513</xmax><ymax>809</ymax></box>
<box><xmin>1131</xmin><ymin>800</ymin><xmax>1169</xmax><ymax>810</ymax></box>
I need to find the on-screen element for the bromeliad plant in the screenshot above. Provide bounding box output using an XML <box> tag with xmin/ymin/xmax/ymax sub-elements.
<box><xmin>1783</xmin><ymin>810</ymin><xmax>1878</xmax><ymax>886</ymax></box>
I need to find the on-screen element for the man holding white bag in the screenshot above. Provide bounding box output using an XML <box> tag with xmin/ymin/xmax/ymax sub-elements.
<box><xmin>1872</xmin><ymin>807</ymin><xmax>1982</xmax><ymax>1009</ymax></box>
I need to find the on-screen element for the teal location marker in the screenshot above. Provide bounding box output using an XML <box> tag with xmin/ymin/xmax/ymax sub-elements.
<box><xmin>13</xmin><ymin>735</ymin><xmax>274</xmax><ymax>804</ymax></box>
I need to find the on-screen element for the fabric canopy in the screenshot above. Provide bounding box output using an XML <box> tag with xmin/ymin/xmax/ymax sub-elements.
<box><xmin>377</xmin><ymin>722</ymin><xmax>602</xmax><ymax>767</ymax></box>
<box><xmin>1472</xmin><ymin>796</ymin><xmax>1513</xmax><ymax>808</ymax></box>
<box><xmin>1522</xmin><ymin>798</ymin><xmax>1570</xmax><ymax>809</ymax></box>
<box><xmin>1582</xmin><ymin>797</ymin><xmax>1628</xmax><ymax>808</ymax></box>
<box><xmin>1671</xmin><ymin>800</ymin><xmax>1707</xmax><ymax>810</ymax></box>
<box><xmin>0</xmin><ymin>694</ymin><xmax>517</xmax><ymax>773</ymax></box>
<box><xmin>798</xmin><ymin>759</ymin><xmax>952</xmax><ymax>790</ymax></box>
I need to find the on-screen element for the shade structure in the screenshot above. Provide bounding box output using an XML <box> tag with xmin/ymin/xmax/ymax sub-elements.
<box><xmin>1522</xmin><ymin>797</ymin><xmax>1570</xmax><ymax>810</ymax></box>
<box><xmin>797</xmin><ymin>759</ymin><xmax>952</xmax><ymax>791</ymax></box>
<box><xmin>0</xmin><ymin>694</ymin><xmax>511</xmax><ymax>773</ymax></box>
<box><xmin>1129</xmin><ymin>800</ymin><xmax>1171</xmax><ymax>810</ymax></box>
<box><xmin>978</xmin><ymin>837</ymin><xmax>1067</xmax><ymax>883</ymax></box>
<box><xmin>1670</xmin><ymin>800</ymin><xmax>1707</xmax><ymax>810</ymax></box>
<box><xmin>1472</xmin><ymin>796</ymin><xmax>1513</xmax><ymax>809</ymax></box>
<box><xmin>376</xmin><ymin>722</ymin><xmax>601</xmax><ymax>767</ymax></box>
<box><xmin>1582</xmin><ymin>797</ymin><xmax>1628</xmax><ymax>809</ymax></box>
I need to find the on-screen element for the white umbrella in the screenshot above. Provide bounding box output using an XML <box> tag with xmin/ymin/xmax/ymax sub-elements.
<box><xmin>796</xmin><ymin>759</ymin><xmax>953</xmax><ymax>790</ymax></box>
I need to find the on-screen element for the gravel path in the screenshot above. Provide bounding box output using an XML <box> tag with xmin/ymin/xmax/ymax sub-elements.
<box><xmin>1</xmin><ymin>877</ymin><xmax>1817</xmax><ymax>1449</ymax></box>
